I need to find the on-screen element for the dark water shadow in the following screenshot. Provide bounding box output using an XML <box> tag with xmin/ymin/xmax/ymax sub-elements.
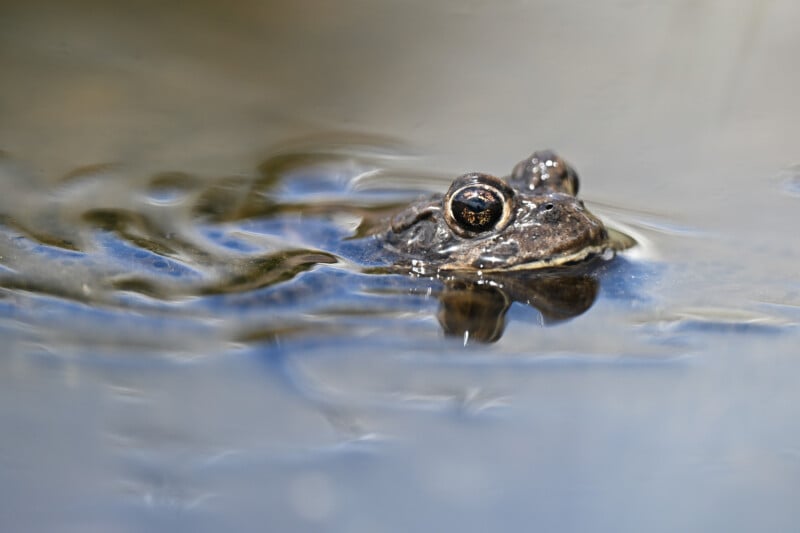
<box><xmin>434</xmin><ymin>268</ymin><xmax>599</xmax><ymax>343</ymax></box>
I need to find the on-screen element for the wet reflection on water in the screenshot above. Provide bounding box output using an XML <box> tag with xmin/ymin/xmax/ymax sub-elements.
<box><xmin>436</xmin><ymin>268</ymin><xmax>600</xmax><ymax>343</ymax></box>
<box><xmin>0</xmin><ymin>141</ymin><xmax>632</xmax><ymax>346</ymax></box>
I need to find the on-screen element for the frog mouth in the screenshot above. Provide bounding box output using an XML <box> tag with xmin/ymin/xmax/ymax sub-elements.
<box><xmin>432</xmin><ymin>242</ymin><xmax>612</xmax><ymax>273</ymax></box>
<box><xmin>481</xmin><ymin>224</ymin><xmax>636</xmax><ymax>272</ymax></box>
<box><xmin>498</xmin><ymin>244</ymin><xmax>612</xmax><ymax>271</ymax></box>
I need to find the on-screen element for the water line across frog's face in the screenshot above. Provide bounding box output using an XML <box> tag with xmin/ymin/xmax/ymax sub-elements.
<box><xmin>378</xmin><ymin>150</ymin><xmax>624</xmax><ymax>272</ymax></box>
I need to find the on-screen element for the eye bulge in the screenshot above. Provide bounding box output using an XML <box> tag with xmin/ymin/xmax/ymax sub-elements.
<box><xmin>510</xmin><ymin>151</ymin><xmax>580</xmax><ymax>196</ymax></box>
<box><xmin>444</xmin><ymin>173</ymin><xmax>516</xmax><ymax>236</ymax></box>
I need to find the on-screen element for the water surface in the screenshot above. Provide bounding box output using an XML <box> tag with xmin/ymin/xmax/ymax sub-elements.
<box><xmin>1</xmin><ymin>1</ymin><xmax>800</xmax><ymax>532</ymax></box>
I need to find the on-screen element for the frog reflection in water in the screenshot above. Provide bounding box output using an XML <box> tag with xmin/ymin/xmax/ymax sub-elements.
<box><xmin>378</xmin><ymin>150</ymin><xmax>634</xmax><ymax>342</ymax></box>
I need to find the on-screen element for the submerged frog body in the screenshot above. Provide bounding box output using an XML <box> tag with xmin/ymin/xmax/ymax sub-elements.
<box><xmin>381</xmin><ymin>150</ymin><xmax>629</xmax><ymax>272</ymax></box>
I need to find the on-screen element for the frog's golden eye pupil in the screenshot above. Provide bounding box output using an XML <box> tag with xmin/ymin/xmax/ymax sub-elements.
<box><xmin>450</xmin><ymin>187</ymin><xmax>503</xmax><ymax>233</ymax></box>
<box><xmin>443</xmin><ymin>173</ymin><xmax>515</xmax><ymax>237</ymax></box>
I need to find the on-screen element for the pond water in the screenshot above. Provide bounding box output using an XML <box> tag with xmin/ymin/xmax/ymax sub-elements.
<box><xmin>2</xmin><ymin>1</ymin><xmax>800</xmax><ymax>532</ymax></box>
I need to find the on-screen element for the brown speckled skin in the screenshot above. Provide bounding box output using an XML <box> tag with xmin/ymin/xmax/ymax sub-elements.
<box><xmin>380</xmin><ymin>151</ymin><xmax>611</xmax><ymax>272</ymax></box>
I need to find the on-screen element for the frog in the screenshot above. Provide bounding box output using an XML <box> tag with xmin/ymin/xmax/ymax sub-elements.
<box><xmin>379</xmin><ymin>150</ymin><xmax>633</xmax><ymax>273</ymax></box>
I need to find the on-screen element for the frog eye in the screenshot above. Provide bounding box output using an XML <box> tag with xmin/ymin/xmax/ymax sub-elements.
<box><xmin>444</xmin><ymin>173</ymin><xmax>516</xmax><ymax>236</ymax></box>
<box><xmin>510</xmin><ymin>150</ymin><xmax>580</xmax><ymax>196</ymax></box>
